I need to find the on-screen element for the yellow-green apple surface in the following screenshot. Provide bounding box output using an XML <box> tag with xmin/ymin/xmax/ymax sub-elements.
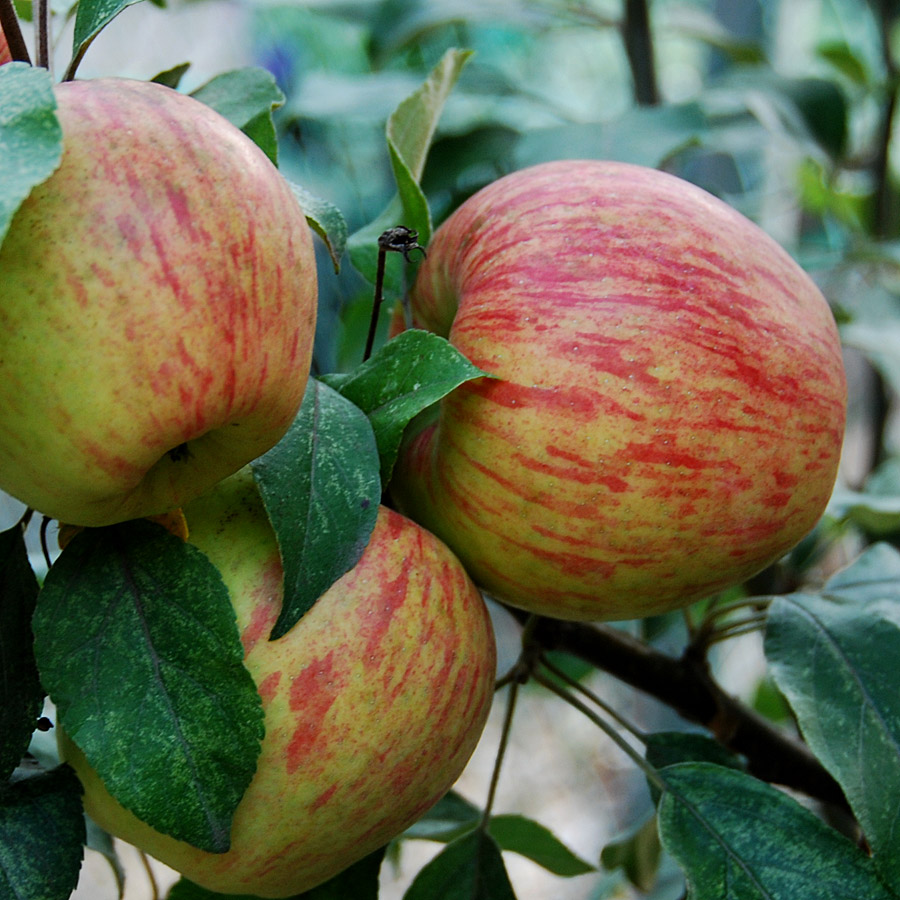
<box><xmin>0</xmin><ymin>78</ymin><xmax>317</xmax><ymax>526</ymax></box>
<box><xmin>390</xmin><ymin>159</ymin><xmax>847</xmax><ymax>621</ymax></box>
<box><xmin>59</xmin><ymin>468</ymin><xmax>497</xmax><ymax>898</ymax></box>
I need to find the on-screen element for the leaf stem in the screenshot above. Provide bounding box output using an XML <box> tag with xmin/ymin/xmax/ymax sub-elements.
<box><xmin>539</xmin><ymin>654</ymin><xmax>648</xmax><ymax>741</ymax></box>
<box><xmin>532</xmin><ymin>669</ymin><xmax>667</xmax><ymax>794</ymax></box>
<box><xmin>0</xmin><ymin>0</ymin><xmax>32</xmax><ymax>64</ymax></box>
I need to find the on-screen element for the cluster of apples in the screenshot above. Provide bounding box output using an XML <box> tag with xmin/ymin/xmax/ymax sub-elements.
<box><xmin>2</xmin><ymin>72</ymin><xmax>847</xmax><ymax>897</ymax></box>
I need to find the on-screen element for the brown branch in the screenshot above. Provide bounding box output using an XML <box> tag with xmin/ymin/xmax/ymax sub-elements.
<box><xmin>519</xmin><ymin>613</ymin><xmax>848</xmax><ymax>812</ymax></box>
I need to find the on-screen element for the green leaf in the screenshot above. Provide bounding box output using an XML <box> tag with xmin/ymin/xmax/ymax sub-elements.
<box><xmin>403</xmin><ymin>830</ymin><xmax>517</xmax><ymax>900</ymax></box>
<box><xmin>644</xmin><ymin>731</ymin><xmax>744</xmax><ymax>805</ymax></box>
<box><xmin>403</xmin><ymin>790</ymin><xmax>481</xmax><ymax>842</ymax></box>
<box><xmin>0</xmin><ymin>523</ymin><xmax>42</xmax><ymax>781</ymax></box>
<box><xmin>290</xmin><ymin>181</ymin><xmax>348</xmax><ymax>274</ymax></box>
<box><xmin>600</xmin><ymin>814</ymin><xmax>662</xmax><ymax>892</ymax></box>
<box><xmin>765</xmin><ymin>593</ymin><xmax>900</xmax><ymax>886</ymax></box>
<box><xmin>190</xmin><ymin>68</ymin><xmax>285</xmax><ymax>165</ymax></box>
<box><xmin>152</xmin><ymin>62</ymin><xmax>191</xmax><ymax>88</ymax></box>
<box><xmin>817</xmin><ymin>40</ymin><xmax>871</xmax><ymax>86</ymax></box>
<box><xmin>69</xmin><ymin>0</ymin><xmax>145</xmax><ymax>76</ymax></box>
<box><xmin>0</xmin><ymin>64</ymin><xmax>62</xmax><ymax>249</ymax></box>
<box><xmin>822</xmin><ymin>542</ymin><xmax>900</xmax><ymax>603</ymax></box>
<box><xmin>251</xmin><ymin>378</ymin><xmax>381</xmax><ymax>640</ymax></box>
<box><xmin>658</xmin><ymin>762</ymin><xmax>897</xmax><ymax>899</ymax></box>
<box><xmin>348</xmin><ymin>48</ymin><xmax>472</xmax><ymax>287</ymax></box>
<box><xmin>322</xmin><ymin>330</ymin><xmax>489</xmax><ymax>484</ymax></box>
<box><xmin>32</xmin><ymin>520</ymin><xmax>264</xmax><ymax>854</ymax></box>
<box><xmin>488</xmin><ymin>814</ymin><xmax>594</xmax><ymax>877</ymax></box>
<box><xmin>0</xmin><ymin>766</ymin><xmax>85</xmax><ymax>900</ymax></box>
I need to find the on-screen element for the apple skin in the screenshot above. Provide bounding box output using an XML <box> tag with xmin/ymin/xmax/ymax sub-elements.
<box><xmin>389</xmin><ymin>159</ymin><xmax>847</xmax><ymax>621</ymax></box>
<box><xmin>59</xmin><ymin>468</ymin><xmax>497</xmax><ymax>898</ymax></box>
<box><xmin>0</xmin><ymin>78</ymin><xmax>317</xmax><ymax>526</ymax></box>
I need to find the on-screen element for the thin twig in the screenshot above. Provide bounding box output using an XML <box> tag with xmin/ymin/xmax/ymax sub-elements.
<box><xmin>539</xmin><ymin>654</ymin><xmax>647</xmax><ymax>740</ymax></box>
<box><xmin>481</xmin><ymin>679</ymin><xmax>521</xmax><ymax>826</ymax></box>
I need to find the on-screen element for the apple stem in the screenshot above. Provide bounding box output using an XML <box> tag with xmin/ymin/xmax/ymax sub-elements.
<box><xmin>362</xmin><ymin>226</ymin><xmax>426</xmax><ymax>362</ymax></box>
<box><xmin>0</xmin><ymin>0</ymin><xmax>32</xmax><ymax>64</ymax></box>
<box><xmin>39</xmin><ymin>516</ymin><xmax>54</xmax><ymax>570</ymax></box>
<box><xmin>35</xmin><ymin>0</ymin><xmax>49</xmax><ymax>69</ymax></box>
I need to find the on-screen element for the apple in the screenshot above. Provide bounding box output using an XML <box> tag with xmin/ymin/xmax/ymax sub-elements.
<box><xmin>0</xmin><ymin>78</ymin><xmax>317</xmax><ymax>527</ymax></box>
<box><xmin>0</xmin><ymin>26</ymin><xmax>11</xmax><ymax>65</ymax></box>
<box><xmin>389</xmin><ymin>159</ymin><xmax>847</xmax><ymax>621</ymax></box>
<box><xmin>59</xmin><ymin>468</ymin><xmax>497</xmax><ymax>898</ymax></box>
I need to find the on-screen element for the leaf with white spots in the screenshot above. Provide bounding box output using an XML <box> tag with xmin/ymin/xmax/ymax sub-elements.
<box><xmin>321</xmin><ymin>329</ymin><xmax>490</xmax><ymax>484</ymax></box>
<box><xmin>251</xmin><ymin>378</ymin><xmax>381</xmax><ymax>640</ymax></box>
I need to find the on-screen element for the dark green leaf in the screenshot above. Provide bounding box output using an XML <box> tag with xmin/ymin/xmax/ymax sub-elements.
<box><xmin>152</xmin><ymin>62</ymin><xmax>191</xmax><ymax>88</ymax></box>
<box><xmin>644</xmin><ymin>731</ymin><xmax>744</xmax><ymax>805</ymax></box>
<box><xmin>32</xmin><ymin>520</ymin><xmax>264</xmax><ymax>853</ymax></box>
<box><xmin>766</xmin><ymin>593</ymin><xmax>900</xmax><ymax>886</ymax></box>
<box><xmin>488</xmin><ymin>814</ymin><xmax>594</xmax><ymax>877</ymax></box>
<box><xmin>658</xmin><ymin>762</ymin><xmax>897</xmax><ymax>899</ymax></box>
<box><xmin>251</xmin><ymin>378</ymin><xmax>381</xmax><ymax>640</ymax></box>
<box><xmin>322</xmin><ymin>330</ymin><xmax>489</xmax><ymax>484</ymax></box>
<box><xmin>822</xmin><ymin>542</ymin><xmax>900</xmax><ymax>602</ymax></box>
<box><xmin>0</xmin><ymin>523</ymin><xmax>42</xmax><ymax>781</ymax></box>
<box><xmin>190</xmin><ymin>68</ymin><xmax>284</xmax><ymax>165</ymax></box>
<box><xmin>0</xmin><ymin>64</ymin><xmax>62</xmax><ymax>248</ymax></box>
<box><xmin>348</xmin><ymin>48</ymin><xmax>471</xmax><ymax>286</ymax></box>
<box><xmin>817</xmin><ymin>40</ymin><xmax>871</xmax><ymax>85</ymax></box>
<box><xmin>403</xmin><ymin>830</ymin><xmax>517</xmax><ymax>900</ymax></box>
<box><xmin>600</xmin><ymin>814</ymin><xmax>661</xmax><ymax>892</ymax></box>
<box><xmin>290</xmin><ymin>181</ymin><xmax>348</xmax><ymax>274</ymax></box>
<box><xmin>70</xmin><ymin>0</ymin><xmax>145</xmax><ymax>75</ymax></box>
<box><xmin>403</xmin><ymin>790</ymin><xmax>481</xmax><ymax>842</ymax></box>
<box><xmin>0</xmin><ymin>766</ymin><xmax>85</xmax><ymax>900</ymax></box>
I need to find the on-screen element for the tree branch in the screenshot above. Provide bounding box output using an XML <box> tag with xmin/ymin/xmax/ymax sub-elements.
<box><xmin>519</xmin><ymin>613</ymin><xmax>848</xmax><ymax>812</ymax></box>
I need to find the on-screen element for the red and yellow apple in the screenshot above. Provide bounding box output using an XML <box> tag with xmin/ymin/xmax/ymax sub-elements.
<box><xmin>59</xmin><ymin>468</ymin><xmax>497</xmax><ymax>898</ymax></box>
<box><xmin>0</xmin><ymin>78</ymin><xmax>317</xmax><ymax>526</ymax></box>
<box><xmin>390</xmin><ymin>160</ymin><xmax>847</xmax><ymax>621</ymax></box>
<box><xmin>0</xmin><ymin>25</ymin><xmax>11</xmax><ymax>64</ymax></box>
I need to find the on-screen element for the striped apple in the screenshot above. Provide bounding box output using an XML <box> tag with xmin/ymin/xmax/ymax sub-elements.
<box><xmin>0</xmin><ymin>23</ymin><xmax>11</xmax><ymax>64</ymax></box>
<box><xmin>390</xmin><ymin>160</ymin><xmax>847</xmax><ymax>621</ymax></box>
<box><xmin>59</xmin><ymin>468</ymin><xmax>497</xmax><ymax>898</ymax></box>
<box><xmin>0</xmin><ymin>78</ymin><xmax>317</xmax><ymax>526</ymax></box>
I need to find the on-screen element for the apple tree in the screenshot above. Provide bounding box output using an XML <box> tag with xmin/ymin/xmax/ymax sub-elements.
<box><xmin>2</xmin><ymin>1</ymin><xmax>900</xmax><ymax>899</ymax></box>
